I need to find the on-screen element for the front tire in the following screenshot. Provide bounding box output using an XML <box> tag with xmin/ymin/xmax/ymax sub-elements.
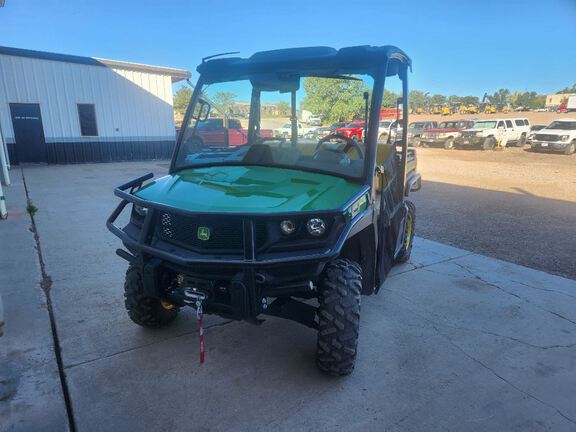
<box><xmin>316</xmin><ymin>259</ymin><xmax>362</xmax><ymax>376</ymax></box>
<box><xmin>395</xmin><ymin>200</ymin><xmax>416</xmax><ymax>263</ymax></box>
<box><xmin>565</xmin><ymin>141</ymin><xmax>576</xmax><ymax>155</ymax></box>
<box><xmin>444</xmin><ymin>138</ymin><xmax>455</xmax><ymax>150</ymax></box>
<box><xmin>124</xmin><ymin>265</ymin><xmax>179</xmax><ymax>328</ymax></box>
<box><xmin>517</xmin><ymin>134</ymin><xmax>527</xmax><ymax>147</ymax></box>
<box><xmin>482</xmin><ymin>137</ymin><xmax>496</xmax><ymax>151</ymax></box>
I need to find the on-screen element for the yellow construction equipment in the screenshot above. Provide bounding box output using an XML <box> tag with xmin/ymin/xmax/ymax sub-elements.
<box><xmin>466</xmin><ymin>104</ymin><xmax>479</xmax><ymax>114</ymax></box>
<box><xmin>429</xmin><ymin>104</ymin><xmax>442</xmax><ymax>115</ymax></box>
<box><xmin>441</xmin><ymin>105</ymin><xmax>451</xmax><ymax>116</ymax></box>
<box><xmin>416</xmin><ymin>106</ymin><xmax>425</xmax><ymax>115</ymax></box>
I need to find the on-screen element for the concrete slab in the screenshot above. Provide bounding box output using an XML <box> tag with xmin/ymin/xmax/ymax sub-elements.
<box><xmin>0</xmin><ymin>169</ymin><xmax>68</xmax><ymax>432</ymax></box>
<box><xmin>17</xmin><ymin>162</ymin><xmax>576</xmax><ymax>431</ymax></box>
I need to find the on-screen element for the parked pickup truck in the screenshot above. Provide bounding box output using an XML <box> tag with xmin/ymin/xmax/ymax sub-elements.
<box><xmin>335</xmin><ymin>121</ymin><xmax>366</xmax><ymax>141</ymax></box>
<box><xmin>191</xmin><ymin>118</ymin><xmax>273</xmax><ymax>147</ymax></box>
<box><xmin>420</xmin><ymin>120</ymin><xmax>475</xmax><ymax>149</ymax></box>
<box><xmin>530</xmin><ymin>119</ymin><xmax>576</xmax><ymax>155</ymax></box>
<box><xmin>274</xmin><ymin>123</ymin><xmax>316</xmax><ymax>138</ymax></box>
<box><xmin>454</xmin><ymin>118</ymin><xmax>531</xmax><ymax>150</ymax></box>
<box><xmin>406</xmin><ymin>121</ymin><xmax>438</xmax><ymax>147</ymax></box>
<box><xmin>377</xmin><ymin>120</ymin><xmax>402</xmax><ymax>143</ymax></box>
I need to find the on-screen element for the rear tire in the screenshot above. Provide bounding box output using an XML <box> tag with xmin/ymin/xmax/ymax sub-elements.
<box><xmin>124</xmin><ymin>265</ymin><xmax>179</xmax><ymax>328</ymax></box>
<box><xmin>316</xmin><ymin>259</ymin><xmax>362</xmax><ymax>376</ymax></box>
<box><xmin>412</xmin><ymin>137</ymin><xmax>421</xmax><ymax>147</ymax></box>
<box><xmin>444</xmin><ymin>138</ymin><xmax>455</xmax><ymax>150</ymax></box>
<box><xmin>482</xmin><ymin>137</ymin><xmax>496</xmax><ymax>151</ymax></box>
<box><xmin>395</xmin><ymin>200</ymin><xmax>416</xmax><ymax>263</ymax></box>
<box><xmin>565</xmin><ymin>141</ymin><xmax>576</xmax><ymax>155</ymax></box>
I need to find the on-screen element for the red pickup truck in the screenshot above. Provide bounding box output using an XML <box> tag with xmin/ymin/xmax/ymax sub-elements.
<box><xmin>335</xmin><ymin>121</ymin><xmax>366</xmax><ymax>141</ymax></box>
<box><xmin>192</xmin><ymin>118</ymin><xmax>273</xmax><ymax>147</ymax></box>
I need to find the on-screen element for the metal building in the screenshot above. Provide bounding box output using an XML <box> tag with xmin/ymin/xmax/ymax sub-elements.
<box><xmin>0</xmin><ymin>46</ymin><xmax>190</xmax><ymax>164</ymax></box>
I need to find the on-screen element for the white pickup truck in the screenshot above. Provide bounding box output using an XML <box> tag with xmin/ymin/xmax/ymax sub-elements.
<box><xmin>274</xmin><ymin>123</ymin><xmax>316</xmax><ymax>138</ymax></box>
<box><xmin>530</xmin><ymin>119</ymin><xmax>576</xmax><ymax>155</ymax></box>
<box><xmin>455</xmin><ymin>118</ymin><xmax>531</xmax><ymax>150</ymax></box>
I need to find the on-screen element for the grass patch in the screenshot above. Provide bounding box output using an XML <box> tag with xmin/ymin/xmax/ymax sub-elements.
<box><xmin>26</xmin><ymin>198</ymin><xmax>38</xmax><ymax>217</ymax></box>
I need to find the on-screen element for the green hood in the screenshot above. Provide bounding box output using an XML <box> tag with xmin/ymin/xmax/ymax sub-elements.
<box><xmin>135</xmin><ymin>166</ymin><xmax>363</xmax><ymax>213</ymax></box>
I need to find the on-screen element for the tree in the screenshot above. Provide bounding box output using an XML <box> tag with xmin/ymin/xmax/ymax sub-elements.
<box><xmin>409</xmin><ymin>90</ymin><xmax>430</xmax><ymax>108</ymax></box>
<box><xmin>487</xmin><ymin>88</ymin><xmax>511</xmax><ymax>105</ymax></box>
<box><xmin>276</xmin><ymin>101</ymin><xmax>290</xmax><ymax>115</ymax></box>
<box><xmin>300</xmin><ymin>77</ymin><xmax>368</xmax><ymax>123</ymax></box>
<box><xmin>173</xmin><ymin>87</ymin><xmax>192</xmax><ymax>115</ymax></box>
<box><xmin>430</xmin><ymin>94</ymin><xmax>447</xmax><ymax>105</ymax></box>
<box><xmin>211</xmin><ymin>91</ymin><xmax>237</xmax><ymax>114</ymax></box>
<box><xmin>460</xmin><ymin>95</ymin><xmax>480</xmax><ymax>105</ymax></box>
<box><xmin>382</xmin><ymin>89</ymin><xmax>400</xmax><ymax>108</ymax></box>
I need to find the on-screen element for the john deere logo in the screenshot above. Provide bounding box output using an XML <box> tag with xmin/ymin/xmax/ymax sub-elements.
<box><xmin>197</xmin><ymin>226</ymin><xmax>211</xmax><ymax>241</ymax></box>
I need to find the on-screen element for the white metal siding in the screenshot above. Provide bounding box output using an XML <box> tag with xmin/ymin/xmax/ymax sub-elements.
<box><xmin>0</xmin><ymin>54</ymin><xmax>176</xmax><ymax>143</ymax></box>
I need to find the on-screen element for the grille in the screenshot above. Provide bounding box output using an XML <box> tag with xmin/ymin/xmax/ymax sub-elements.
<box><xmin>534</xmin><ymin>134</ymin><xmax>560</xmax><ymax>142</ymax></box>
<box><xmin>157</xmin><ymin>212</ymin><xmax>267</xmax><ymax>253</ymax></box>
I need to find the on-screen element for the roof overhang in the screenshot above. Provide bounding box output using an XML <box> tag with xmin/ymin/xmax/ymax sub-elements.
<box><xmin>0</xmin><ymin>46</ymin><xmax>191</xmax><ymax>83</ymax></box>
<box><xmin>196</xmin><ymin>45</ymin><xmax>411</xmax><ymax>84</ymax></box>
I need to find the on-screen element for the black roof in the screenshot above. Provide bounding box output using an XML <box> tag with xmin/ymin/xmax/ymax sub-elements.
<box><xmin>197</xmin><ymin>45</ymin><xmax>411</xmax><ymax>83</ymax></box>
<box><xmin>0</xmin><ymin>46</ymin><xmax>191</xmax><ymax>82</ymax></box>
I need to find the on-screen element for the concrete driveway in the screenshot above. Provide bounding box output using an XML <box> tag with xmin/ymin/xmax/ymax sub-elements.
<box><xmin>1</xmin><ymin>161</ymin><xmax>575</xmax><ymax>432</ymax></box>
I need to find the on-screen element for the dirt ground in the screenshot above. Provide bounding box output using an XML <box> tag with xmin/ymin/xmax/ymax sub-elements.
<box><xmin>412</xmin><ymin>145</ymin><xmax>576</xmax><ymax>280</ymax></box>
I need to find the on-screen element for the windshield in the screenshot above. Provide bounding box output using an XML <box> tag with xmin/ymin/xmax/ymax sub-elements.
<box><xmin>379</xmin><ymin>121</ymin><xmax>392</xmax><ymax>128</ymax></box>
<box><xmin>175</xmin><ymin>76</ymin><xmax>374</xmax><ymax>179</ymax></box>
<box><xmin>473</xmin><ymin>121</ymin><xmax>497</xmax><ymax>129</ymax></box>
<box><xmin>409</xmin><ymin>122</ymin><xmax>426</xmax><ymax>129</ymax></box>
<box><xmin>546</xmin><ymin>121</ymin><xmax>576</xmax><ymax>130</ymax></box>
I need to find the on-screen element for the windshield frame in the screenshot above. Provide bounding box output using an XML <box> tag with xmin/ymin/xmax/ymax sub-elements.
<box><xmin>171</xmin><ymin>75</ymin><xmax>378</xmax><ymax>183</ymax></box>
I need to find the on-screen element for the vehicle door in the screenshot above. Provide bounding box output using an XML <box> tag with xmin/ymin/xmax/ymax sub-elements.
<box><xmin>505</xmin><ymin>119</ymin><xmax>516</xmax><ymax>141</ymax></box>
<box><xmin>227</xmin><ymin>119</ymin><xmax>247</xmax><ymax>146</ymax></box>
<box><xmin>198</xmin><ymin>119</ymin><xmax>225</xmax><ymax>146</ymax></box>
<box><xmin>375</xmin><ymin>139</ymin><xmax>406</xmax><ymax>286</ymax></box>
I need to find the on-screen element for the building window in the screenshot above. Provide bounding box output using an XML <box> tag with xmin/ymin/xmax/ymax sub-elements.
<box><xmin>77</xmin><ymin>104</ymin><xmax>98</xmax><ymax>136</ymax></box>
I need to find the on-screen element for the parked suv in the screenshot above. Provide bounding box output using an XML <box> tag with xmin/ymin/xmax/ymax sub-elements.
<box><xmin>455</xmin><ymin>118</ymin><xmax>530</xmax><ymax>150</ymax></box>
<box><xmin>530</xmin><ymin>119</ymin><xmax>576</xmax><ymax>155</ymax></box>
<box><xmin>420</xmin><ymin>120</ymin><xmax>475</xmax><ymax>149</ymax></box>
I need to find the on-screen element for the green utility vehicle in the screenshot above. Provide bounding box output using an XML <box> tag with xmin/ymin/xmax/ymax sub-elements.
<box><xmin>107</xmin><ymin>45</ymin><xmax>421</xmax><ymax>376</ymax></box>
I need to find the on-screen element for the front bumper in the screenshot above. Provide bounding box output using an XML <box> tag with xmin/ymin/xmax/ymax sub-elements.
<box><xmin>420</xmin><ymin>137</ymin><xmax>448</xmax><ymax>145</ymax></box>
<box><xmin>455</xmin><ymin>136</ymin><xmax>483</xmax><ymax>147</ymax></box>
<box><xmin>530</xmin><ymin>141</ymin><xmax>570</xmax><ymax>152</ymax></box>
<box><xmin>106</xmin><ymin>174</ymin><xmax>371</xmax><ymax>317</ymax></box>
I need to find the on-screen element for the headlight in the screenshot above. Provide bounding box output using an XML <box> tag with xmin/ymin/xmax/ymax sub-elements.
<box><xmin>561</xmin><ymin>135</ymin><xmax>570</xmax><ymax>142</ymax></box>
<box><xmin>306</xmin><ymin>218</ymin><xmax>326</xmax><ymax>236</ymax></box>
<box><xmin>280</xmin><ymin>220</ymin><xmax>296</xmax><ymax>235</ymax></box>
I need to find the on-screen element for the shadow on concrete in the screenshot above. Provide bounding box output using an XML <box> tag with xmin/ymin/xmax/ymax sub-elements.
<box><xmin>413</xmin><ymin>180</ymin><xmax>576</xmax><ymax>280</ymax></box>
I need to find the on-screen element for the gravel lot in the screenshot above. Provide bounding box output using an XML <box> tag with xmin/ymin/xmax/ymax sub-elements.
<box><xmin>413</xmin><ymin>146</ymin><xmax>576</xmax><ymax>280</ymax></box>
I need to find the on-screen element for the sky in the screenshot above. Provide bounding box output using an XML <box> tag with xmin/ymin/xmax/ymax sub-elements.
<box><xmin>1</xmin><ymin>0</ymin><xmax>575</xmax><ymax>98</ymax></box>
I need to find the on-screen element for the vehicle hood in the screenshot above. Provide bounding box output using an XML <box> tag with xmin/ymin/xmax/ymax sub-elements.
<box><xmin>423</xmin><ymin>128</ymin><xmax>461</xmax><ymax>133</ymax></box>
<box><xmin>135</xmin><ymin>166</ymin><xmax>364</xmax><ymax>213</ymax></box>
<box><xmin>463</xmin><ymin>128</ymin><xmax>491</xmax><ymax>133</ymax></box>
<box><xmin>537</xmin><ymin>129</ymin><xmax>571</xmax><ymax>135</ymax></box>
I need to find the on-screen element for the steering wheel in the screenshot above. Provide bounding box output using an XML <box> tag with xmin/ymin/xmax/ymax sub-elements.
<box><xmin>314</xmin><ymin>134</ymin><xmax>364</xmax><ymax>160</ymax></box>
